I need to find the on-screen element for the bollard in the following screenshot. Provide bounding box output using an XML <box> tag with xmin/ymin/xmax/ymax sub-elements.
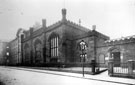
<box><xmin>91</xmin><ymin>59</ymin><xmax>96</xmax><ymax>74</ymax></box>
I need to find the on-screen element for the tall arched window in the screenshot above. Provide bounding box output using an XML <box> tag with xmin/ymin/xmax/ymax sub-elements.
<box><xmin>49</xmin><ymin>32</ymin><xmax>59</xmax><ymax>58</ymax></box>
<box><xmin>50</xmin><ymin>36</ymin><xmax>59</xmax><ymax>57</ymax></box>
<box><xmin>24</xmin><ymin>43</ymin><xmax>30</xmax><ymax>63</ymax></box>
<box><xmin>34</xmin><ymin>39</ymin><xmax>42</xmax><ymax>63</ymax></box>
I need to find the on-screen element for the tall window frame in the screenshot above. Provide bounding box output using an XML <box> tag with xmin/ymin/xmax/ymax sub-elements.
<box><xmin>50</xmin><ymin>36</ymin><xmax>59</xmax><ymax>58</ymax></box>
<box><xmin>34</xmin><ymin>39</ymin><xmax>42</xmax><ymax>63</ymax></box>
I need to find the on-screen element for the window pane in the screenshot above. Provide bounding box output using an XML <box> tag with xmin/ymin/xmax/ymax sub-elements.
<box><xmin>57</xmin><ymin>37</ymin><xmax>58</xmax><ymax>47</ymax></box>
<box><xmin>52</xmin><ymin>49</ymin><xmax>53</xmax><ymax>57</ymax></box>
<box><xmin>57</xmin><ymin>37</ymin><xmax>58</xmax><ymax>56</ymax></box>
<box><xmin>54</xmin><ymin>38</ymin><xmax>56</xmax><ymax>57</ymax></box>
<box><xmin>56</xmin><ymin>37</ymin><xmax>57</xmax><ymax>56</ymax></box>
<box><xmin>51</xmin><ymin>39</ymin><xmax>52</xmax><ymax>48</ymax></box>
<box><xmin>55</xmin><ymin>37</ymin><xmax>56</xmax><ymax>47</ymax></box>
<box><xmin>51</xmin><ymin>48</ymin><xmax>52</xmax><ymax>57</ymax></box>
<box><xmin>53</xmin><ymin>38</ymin><xmax>55</xmax><ymax>48</ymax></box>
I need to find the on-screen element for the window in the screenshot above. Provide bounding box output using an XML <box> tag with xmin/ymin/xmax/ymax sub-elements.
<box><xmin>24</xmin><ymin>43</ymin><xmax>30</xmax><ymax>63</ymax></box>
<box><xmin>50</xmin><ymin>36</ymin><xmax>58</xmax><ymax>57</ymax></box>
<box><xmin>98</xmin><ymin>54</ymin><xmax>105</xmax><ymax>64</ymax></box>
<box><xmin>34</xmin><ymin>39</ymin><xmax>42</xmax><ymax>63</ymax></box>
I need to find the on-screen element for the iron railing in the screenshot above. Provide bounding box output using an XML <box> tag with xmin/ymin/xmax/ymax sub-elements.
<box><xmin>108</xmin><ymin>61</ymin><xmax>135</xmax><ymax>78</ymax></box>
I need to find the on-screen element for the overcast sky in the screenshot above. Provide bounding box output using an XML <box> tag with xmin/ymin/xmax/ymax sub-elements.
<box><xmin>0</xmin><ymin>0</ymin><xmax>135</xmax><ymax>41</ymax></box>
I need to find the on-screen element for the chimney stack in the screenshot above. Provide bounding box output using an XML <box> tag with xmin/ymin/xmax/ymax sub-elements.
<box><xmin>42</xmin><ymin>19</ymin><xmax>46</xmax><ymax>28</ymax></box>
<box><xmin>92</xmin><ymin>25</ymin><xmax>96</xmax><ymax>31</ymax></box>
<box><xmin>62</xmin><ymin>8</ymin><xmax>67</xmax><ymax>21</ymax></box>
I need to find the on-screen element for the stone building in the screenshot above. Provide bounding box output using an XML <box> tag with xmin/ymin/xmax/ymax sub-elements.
<box><xmin>97</xmin><ymin>35</ymin><xmax>135</xmax><ymax>66</ymax></box>
<box><xmin>8</xmin><ymin>8</ymin><xmax>135</xmax><ymax>66</ymax></box>
<box><xmin>0</xmin><ymin>41</ymin><xmax>8</xmax><ymax>65</ymax></box>
<box><xmin>8</xmin><ymin>28</ymin><xmax>24</xmax><ymax>65</ymax></box>
<box><xmin>21</xmin><ymin>8</ymin><xmax>109</xmax><ymax>65</ymax></box>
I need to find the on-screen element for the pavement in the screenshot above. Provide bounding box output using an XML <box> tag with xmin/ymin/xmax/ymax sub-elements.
<box><xmin>4</xmin><ymin>66</ymin><xmax>135</xmax><ymax>85</ymax></box>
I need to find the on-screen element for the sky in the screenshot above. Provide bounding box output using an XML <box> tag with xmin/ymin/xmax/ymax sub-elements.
<box><xmin>0</xmin><ymin>0</ymin><xmax>135</xmax><ymax>41</ymax></box>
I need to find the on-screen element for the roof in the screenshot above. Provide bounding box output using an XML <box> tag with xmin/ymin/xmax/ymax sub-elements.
<box><xmin>66</xmin><ymin>20</ymin><xmax>90</xmax><ymax>32</ymax></box>
<box><xmin>105</xmin><ymin>35</ymin><xmax>135</xmax><ymax>43</ymax></box>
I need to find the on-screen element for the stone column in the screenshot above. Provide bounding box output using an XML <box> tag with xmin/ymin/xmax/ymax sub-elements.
<box><xmin>108</xmin><ymin>58</ymin><xmax>113</xmax><ymax>76</ymax></box>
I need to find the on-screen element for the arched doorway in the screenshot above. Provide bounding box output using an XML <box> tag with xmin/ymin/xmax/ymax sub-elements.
<box><xmin>109</xmin><ymin>47</ymin><xmax>121</xmax><ymax>67</ymax></box>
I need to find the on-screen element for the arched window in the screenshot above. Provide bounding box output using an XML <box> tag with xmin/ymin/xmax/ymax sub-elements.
<box><xmin>49</xmin><ymin>32</ymin><xmax>59</xmax><ymax>58</ymax></box>
<box><xmin>34</xmin><ymin>39</ymin><xmax>42</xmax><ymax>63</ymax></box>
<box><xmin>24</xmin><ymin>43</ymin><xmax>30</xmax><ymax>63</ymax></box>
<box><xmin>50</xmin><ymin>36</ymin><xmax>59</xmax><ymax>57</ymax></box>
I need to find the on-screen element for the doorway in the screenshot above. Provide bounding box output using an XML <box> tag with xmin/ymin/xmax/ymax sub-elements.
<box><xmin>112</xmin><ymin>52</ymin><xmax>120</xmax><ymax>67</ymax></box>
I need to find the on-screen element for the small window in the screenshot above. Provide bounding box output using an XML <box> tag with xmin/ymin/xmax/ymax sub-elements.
<box><xmin>98</xmin><ymin>54</ymin><xmax>105</xmax><ymax>64</ymax></box>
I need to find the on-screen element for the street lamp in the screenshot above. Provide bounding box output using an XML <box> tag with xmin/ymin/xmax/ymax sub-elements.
<box><xmin>80</xmin><ymin>40</ymin><xmax>86</xmax><ymax>77</ymax></box>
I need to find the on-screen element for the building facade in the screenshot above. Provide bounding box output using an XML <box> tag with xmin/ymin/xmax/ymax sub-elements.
<box><xmin>0</xmin><ymin>41</ymin><xmax>8</xmax><ymax>65</ymax></box>
<box><xmin>7</xmin><ymin>9</ymin><xmax>135</xmax><ymax>66</ymax></box>
<box><xmin>8</xmin><ymin>28</ymin><xmax>24</xmax><ymax>65</ymax></box>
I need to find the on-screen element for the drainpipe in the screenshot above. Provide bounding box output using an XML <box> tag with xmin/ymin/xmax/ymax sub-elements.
<box><xmin>92</xmin><ymin>25</ymin><xmax>97</xmax><ymax>62</ymax></box>
<box><xmin>92</xmin><ymin>25</ymin><xmax>97</xmax><ymax>73</ymax></box>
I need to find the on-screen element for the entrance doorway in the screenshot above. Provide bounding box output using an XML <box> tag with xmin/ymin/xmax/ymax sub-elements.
<box><xmin>112</xmin><ymin>52</ymin><xmax>120</xmax><ymax>67</ymax></box>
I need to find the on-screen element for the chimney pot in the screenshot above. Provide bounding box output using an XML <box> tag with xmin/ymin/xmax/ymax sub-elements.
<box><xmin>92</xmin><ymin>25</ymin><xmax>96</xmax><ymax>31</ymax></box>
<box><xmin>62</xmin><ymin>8</ymin><xmax>67</xmax><ymax>21</ymax></box>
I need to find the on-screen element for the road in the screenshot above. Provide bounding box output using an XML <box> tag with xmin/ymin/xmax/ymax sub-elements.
<box><xmin>0</xmin><ymin>66</ymin><xmax>134</xmax><ymax>85</ymax></box>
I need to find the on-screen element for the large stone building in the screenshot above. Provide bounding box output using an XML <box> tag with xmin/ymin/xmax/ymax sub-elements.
<box><xmin>20</xmin><ymin>8</ymin><xmax>109</xmax><ymax>65</ymax></box>
<box><xmin>8</xmin><ymin>9</ymin><xmax>135</xmax><ymax>66</ymax></box>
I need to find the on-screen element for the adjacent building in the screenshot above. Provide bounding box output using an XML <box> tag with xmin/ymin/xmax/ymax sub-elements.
<box><xmin>8</xmin><ymin>28</ymin><xmax>24</xmax><ymax>65</ymax></box>
<box><xmin>0</xmin><ymin>41</ymin><xmax>8</xmax><ymax>65</ymax></box>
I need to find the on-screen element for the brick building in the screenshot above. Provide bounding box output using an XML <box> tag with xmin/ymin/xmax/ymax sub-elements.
<box><xmin>8</xmin><ymin>9</ymin><xmax>135</xmax><ymax>66</ymax></box>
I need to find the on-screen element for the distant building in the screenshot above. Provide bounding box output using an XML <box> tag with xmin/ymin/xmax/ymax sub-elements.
<box><xmin>0</xmin><ymin>41</ymin><xmax>8</xmax><ymax>65</ymax></box>
<box><xmin>8</xmin><ymin>28</ymin><xmax>24</xmax><ymax>65</ymax></box>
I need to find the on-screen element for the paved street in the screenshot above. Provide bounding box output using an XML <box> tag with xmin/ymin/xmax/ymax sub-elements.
<box><xmin>0</xmin><ymin>66</ymin><xmax>134</xmax><ymax>85</ymax></box>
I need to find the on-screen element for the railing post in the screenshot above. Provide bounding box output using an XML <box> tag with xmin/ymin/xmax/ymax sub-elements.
<box><xmin>128</xmin><ymin>60</ymin><xmax>133</xmax><ymax>77</ymax></box>
<box><xmin>108</xmin><ymin>58</ymin><xmax>113</xmax><ymax>76</ymax></box>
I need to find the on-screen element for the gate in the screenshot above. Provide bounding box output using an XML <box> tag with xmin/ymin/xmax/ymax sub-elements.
<box><xmin>108</xmin><ymin>59</ymin><xmax>135</xmax><ymax>78</ymax></box>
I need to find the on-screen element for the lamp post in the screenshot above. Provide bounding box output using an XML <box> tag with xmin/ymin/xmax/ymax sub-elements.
<box><xmin>80</xmin><ymin>40</ymin><xmax>86</xmax><ymax>77</ymax></box>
